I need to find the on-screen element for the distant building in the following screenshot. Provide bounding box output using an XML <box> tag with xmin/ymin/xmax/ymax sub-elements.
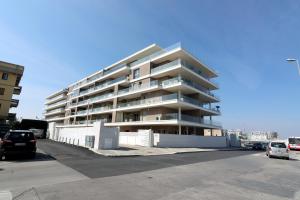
<box><xmin>0</xmin><ymin>61</ymin><xmax>24</xmax><ymax>123</ymax></box>
<box><xmin>248</xmin><ymin>131</ymin><xmax>278</xmax><ymax>142</ymax></box>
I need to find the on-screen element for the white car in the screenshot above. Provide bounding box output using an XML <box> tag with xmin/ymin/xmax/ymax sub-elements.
<box><xmin>266</xmin><ymin>141</ymin><xmax>289</xmax><ymax>160</ymax></box>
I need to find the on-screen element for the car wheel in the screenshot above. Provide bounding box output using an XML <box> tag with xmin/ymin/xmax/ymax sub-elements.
<box><xmin>268</xmin><ymin>154</ymin><xmax>272</xmax><ymax>158</ymax></box>
<box><xmin>286</xmin><ymin>157</ymin><xmax>290</xmax><ymax>160</ymax></box>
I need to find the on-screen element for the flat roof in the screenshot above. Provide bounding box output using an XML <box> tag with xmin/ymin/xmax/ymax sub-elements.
<box><xmin>68</xmin><ymin>43</ymin><xmax>162</xmax><ymax>87</ymax></box>
<box><xmin>0</xmin><ymin>60</ymin><xmax>24</xmax><ymax>75</ymax></box>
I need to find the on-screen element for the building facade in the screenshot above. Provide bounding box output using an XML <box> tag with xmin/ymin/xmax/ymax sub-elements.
<box><xmin>0</xmin><ymin>61</ymin><xmax>24</xmax><ymax>123</ymax></box>
<box><xmin>44</xmin><ymin>43</ymin><xmax>221</xmax><ymax>135</ymax></box>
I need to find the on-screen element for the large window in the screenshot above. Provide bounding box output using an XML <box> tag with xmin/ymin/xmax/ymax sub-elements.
<box><xmin>0</xmin><ymin>88</ymin><xmax>5</xmax><ymax>95</ymax></box>
<box><xmin>2</xmin><ymin>73</ymin><xmax>8</xmax><ymax>80</ymax></box>
<box><xmin>133</xmin><ymin>68</ymin><xmax>140</xmax><ymax>79</ymax></box>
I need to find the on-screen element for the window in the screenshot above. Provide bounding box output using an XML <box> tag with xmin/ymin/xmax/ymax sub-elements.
<box><xmin>133</xmin><ymin>68</ymin><xmax>140</xmax><ymax>79</ymax></box>
<box><xmin>0</xmin><ymin>88</ymin><xmax>5</xmax><ymax>95</ymax></box>
<box><xmin>2</xmin><ymin>73</ymin><xmax>8</xmax><ymax>80</ymax></box>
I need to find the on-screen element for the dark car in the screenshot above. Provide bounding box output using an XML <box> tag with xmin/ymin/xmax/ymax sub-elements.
<box><xmin>252</xmin><ymin>143</ymin><xmax>264</xmax><ymax>150</ymax></box>
<box><xmin>0</xmin><ymin>130</ymin><xmax>36</xmax><ymax>159</ymax></box>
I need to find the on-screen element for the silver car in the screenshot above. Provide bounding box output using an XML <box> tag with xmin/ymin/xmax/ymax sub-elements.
<box><xmin>266</xmin><ymin>141</ymin><xmax>289</xmax><ymax>160</ymax></box>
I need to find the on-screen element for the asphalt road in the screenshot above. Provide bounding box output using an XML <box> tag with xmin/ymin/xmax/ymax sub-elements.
<box><xmin>1</xmin><ymin>140</ymin><xmax>299</xmax><ymax>200</ymax></box>
<box><xmin>37</xmin><ymin>139</ymin><xmax>257</xmax><ymax>178</ymax></box>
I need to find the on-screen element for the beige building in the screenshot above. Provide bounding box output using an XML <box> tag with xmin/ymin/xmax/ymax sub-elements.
<box><xmin>44</xmin><ymin>43</ymin><xmax>221</xmax><ymax>135</ymax></box>
<box><xmin>0</xmin><ymin>61</ymin><xmax>24</xmax><ymax>122</ymax></box>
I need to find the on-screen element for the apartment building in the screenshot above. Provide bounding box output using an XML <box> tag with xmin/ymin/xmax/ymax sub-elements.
<box><xmin>45</xmin><ymin>43</ymin><xmax>221</xmax><ymax>135</ymax></box>
<box><xmin>0</xmin><ymin>61</ymin><xmax>24</xmax><ymax>122</ymax></box>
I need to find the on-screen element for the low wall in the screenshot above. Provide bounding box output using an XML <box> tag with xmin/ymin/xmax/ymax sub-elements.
<box><xmin>119</xmin><ymin>130</ymin><xmax>153</xmax><ymax>147</ymax></box>
<box><xmin>153</xmin><ymin>133</ymin><xmax>227</xmax><ymax>148</ymax></box>
<box><xmin>119</xmin><ymin>131</ymin><xmax>227</xmax><ymax>148</ymax></box>
<box><xmin>50</xmin><ymin>121</ymin><xmax>119</xmax><ymax>150</ymax></box>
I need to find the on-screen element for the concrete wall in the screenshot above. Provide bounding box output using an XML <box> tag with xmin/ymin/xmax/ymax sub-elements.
<box><xmin>119</xmin><ymin>130</ymin><xmax>153</xmax><ymax>147</ymax></box>
<box><xmin>50</xmin><ymin>121</ymin><xmax>119</xmax><ymax>150</ymax></box>
<box><xmin>119</xmin><ymin>131</ymin><xmax>227</xmax><ymax>148</ymax></box>
<box><xmin>153</xmin><ymin>133</ymin><xmax>227</xmax><ymax>148</ymax></box>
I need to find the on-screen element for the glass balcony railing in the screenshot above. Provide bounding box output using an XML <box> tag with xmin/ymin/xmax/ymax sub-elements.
<box><xmin>161</xmin><ymin>77</ymin><xmax>220</xmax><ymax>100</ymax></box>
<box><xmin>89</xmin><ymin>106</ymin><xmax>113</xmax><ymax>113</ymax></box>
<box><xmin>151</xmin><ymin>59</ymin><xmax>219</xmax><ymax>87</ymax></box>
<box><xmin>117</xmin><ymin>93</ymin><xmax>178</xmax><ymax>108</ymax></box>
<box><xmin>129</xmin><ymin>43</ymin><xmax>181</xmax><ymax>67</ymax></box>
<box><xmin>181</xmin><ymin>114</ymin><xmax>221</xmax><ymax>127</ymax></box>
<box><xmin>117</xmin><ymin>80</ymin><xmax>158</xmax><ymax>95</ymax></box>
<box><xmin>45</xmin><ymin>108</ymin><xmax>65</xmax><ymax>115</ymax></box>
<box><xmin>73</xmin><ymin>64</ymin><xmax>128</xmax><ymax>89</ymax></box>
<box><xmin>72</xmin><ymin>76</ymin><xmax>126</xmax><ymax>98</ymax></box>
<box><xmin>116</xmin><ymin>112</ymin><xmax>221</xmax><ymax>127</ymax></box>
<box><xmin>180</xmin><ymin>95</ymin><xmax>221</xmax><ymax>114</ymax></box>
<box><xmin>46</xmin><ymin>100</ymin><xmax>66</xmax><ymax>108</ymax></box>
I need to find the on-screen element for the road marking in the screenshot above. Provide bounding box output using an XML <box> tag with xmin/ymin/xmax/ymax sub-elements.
<box><xmin>0</xmin><ymin>190</ymin><xmax>12</xmax><ymax>200</ymax></box>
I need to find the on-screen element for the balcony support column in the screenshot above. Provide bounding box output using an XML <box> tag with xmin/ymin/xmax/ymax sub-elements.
<box><xmin>178</xmin><ymin>106</ymin><xmax>181</xmax><ymax>135</ymax></box>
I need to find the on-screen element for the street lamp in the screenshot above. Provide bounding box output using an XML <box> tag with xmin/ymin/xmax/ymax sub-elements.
<box><xmin>286</xmin><ymin>58</ymin><xmax>300</xmax><ymax>76</ymax></box>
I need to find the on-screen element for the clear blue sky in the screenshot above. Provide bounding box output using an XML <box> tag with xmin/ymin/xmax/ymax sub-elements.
<box><xmin>0</xmin><ymin>0</ymin><xmax>299</xmax><ymax>137</ymax></box>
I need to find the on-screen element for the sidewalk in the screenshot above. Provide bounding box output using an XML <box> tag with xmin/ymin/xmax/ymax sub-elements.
<box><xmin>93</xmin><ymin>145</ymin><xmax>242</xmax><ymax>157</ymax></box>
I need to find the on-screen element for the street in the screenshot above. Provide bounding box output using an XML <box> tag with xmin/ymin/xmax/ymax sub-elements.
<box><xmin>1</xmin><ymin>140</ymin><xmax>300</xmax><ymax>200</ymax></box>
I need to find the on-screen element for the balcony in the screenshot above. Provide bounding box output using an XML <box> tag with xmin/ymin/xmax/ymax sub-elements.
<box><xmin>71</xmin><ymin>76</ymin><xmax>127</xmax><ymax>99</ymax></box>
<box><xmin>46</xmin><ymin>100</ymin><xmax>67</xmax><ymax>110</ymax></box>
<box><xmin>151</xmin><ymin>59</ymin><xmax>219</xmax><ymax>88</ymax></box>
<box><xmin>46</xmin><ymin>93</ymin><xmax>67</xmax><ymax>105</ymax></box>
<box><xmin>45</xmin><ymin>108</ymin><xmax>65</xmax><ymax>116</ymax></box>
<box><xmin>13</xmin><ymin>86</ymin><xmax>22</xmax><ymax>95</ymax></box>
<box><xmin>113</xmin><ymin>113</ymin><xmax>221</xmax><ymax>127</ymax></box>
<box><xmin>116</xmin><ymin>93</ymin><xmax>220</xmax><ymax>115</ymax></box>
<box><xmin>117</xmin><ymin>80</ymin><xmax>159</xmax><ymax>96</ymax></box>
<box><xmin>117</xmin><ymin>93</ymin><xmax>178</xmax><ymax>109</ymax></box>
<box><xmin>73</xmin><ymin>64</ymin><xmax>129</xmax><ymax>90</ymax></box>
<box><xmin>10</xmin><ymin>99</ymin><xmax>19</xmax><ymax>107</ymax></box>
<box><xmin>70</xmin><ymin>93</ymin><xmax>114</xmax><ymax>108</ymax></box>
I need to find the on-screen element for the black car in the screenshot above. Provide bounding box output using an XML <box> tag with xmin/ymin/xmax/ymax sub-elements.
<box><xmin>252</xmin><ymin>142</ymin><xmax>264</xmax><ymax>150</ymax></box>
<box><xmin>0</xmin><ymin>130</ymin><xmax>36</xmax><ymax>159</ymax></box>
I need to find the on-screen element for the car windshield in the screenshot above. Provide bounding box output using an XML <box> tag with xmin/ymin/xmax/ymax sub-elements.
<box><xmin>289</xmin><ymin>138</ymin><xmax>300</xmax><ymax>144</ymax></box>
<box><xmin>271</xmin><ymin>142</ymin><xmax>286</xmax><ymax>148</ymax></box>
<box><xmin>6</xmin><ymin>132</ymin><xmax>34</xmax><ymax>141</ymax></box>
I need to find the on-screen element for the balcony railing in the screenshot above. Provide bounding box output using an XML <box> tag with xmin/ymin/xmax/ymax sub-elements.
<box><xmin>129</xmin><ymin>43</ymin><xmax>181</xmax><ymax>67</ymax></box>
<box><xmin>73</xmin><ymin>64</ymin><xmax>128</xmax><ymax>89</ymax></box>
<box><xmin>71</xmin><ymin>93</ymin><xmax>114</xmax><ymax>107</ymax></box>
<box><xmin>116</xmin><ymin>93</ymin><xmax>220</xmax><ymax>114</ymax></box>
<box><xmin>117</xmin><ymin>93</ymin><xmax>178</xmax><ymax>108</ymax></box>
<box><xmin>10</xmin><ymin>99</ymin><xmax>19</xmax><ymax>107</ymax></box>
<box><xmin>13</xmin><ymin>86</ymin><xmax>22</xmax><ymax>95</ymax></box>
<box><xmin>45</xmin><ymin>108</ymin><xmax>65</xmax><ymax>115</ymax></box>
<box><xmin>151</xmin><ymin>59</ymin><xmax>218</xmax><ymax>87</ymax></box>
<box><xmin>117</xmin><ymin>80</ymin><xmax>158</xmax><ymax>96</ymax></box>
<box><xmin>46</xmin><ymin>100</ymin><xmax>66</xmax><ymax>109</ymax></box>
<box><xmin>46</xmin><ymin>93</ymin><xmax>67</xmax><ymax>104</ymax></box>
<box><xmin>116</xmin><ymin>112</ymin><xmax>221</xmax><ymax>127</ymax></box>
<box><xmin>72</xmin><ymin>76</ymin><xmax>127</xmax><ymax>98</ymax></box>
<box><xmin>161</xmin><ymin>77</ymin><xmax>220</xmax><ymax>101</ymax></box>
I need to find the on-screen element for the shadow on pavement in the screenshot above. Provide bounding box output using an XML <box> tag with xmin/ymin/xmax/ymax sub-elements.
<box><xmin>38</xmin><ymin>139</ymin><xmax>260</xmax><ymax>179</ymax></box>
<box><xmin>1</xmin><ymin>151</ymin><xmax>56</xmax><ymax>162</ymax></box>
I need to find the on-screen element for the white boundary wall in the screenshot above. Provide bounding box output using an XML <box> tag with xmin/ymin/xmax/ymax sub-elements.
<box><xmin>49</xmin><ymin>121</ymin><xmax>119</xmax><ymax>150</ymax></box>
<box><xmin>153</xmin><ymin>133</ymin><xmax>227</xmax><ymax>148</ymax></box>
<box><xmin>119</xmin><ymin>130</ymin><xmax>153</xmax><ymax>147</ymax></box>
<box><xmin>119</xmin><ymin>130</ymin><xmax>227</xmax><ymax>148</ymax></box>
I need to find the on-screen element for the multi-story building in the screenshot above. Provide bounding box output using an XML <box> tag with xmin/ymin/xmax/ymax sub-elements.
<box><xmin>0</xmin><ymin>61</ymin><xmax>24</xmax><ymax>123</ymax></box>
<box><xmin>45</xmin><ymin>43</ymin><xmax>221</xmax><ymax>135</ymax></box>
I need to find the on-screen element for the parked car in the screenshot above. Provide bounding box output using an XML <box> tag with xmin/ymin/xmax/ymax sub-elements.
<box><xmin>252</xmin><ymin>143</ymin><xmax>264</xmax><ymax>150</ymax></box>
<box><xmin>0</xmin><ymin>130</ymin><xmax>36</xmax><ymax>159</ymax></box>
<box><xmin>288</xmin><ymin>137</ymin><xmax>300</xmax><ymax>150</ymax></box>
<box><xmin>266</xmin><ymin>141</ymin><xmax>289</xmax><ymax>160</ymax></box>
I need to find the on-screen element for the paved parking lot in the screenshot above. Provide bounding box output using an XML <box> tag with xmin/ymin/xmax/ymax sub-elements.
<box><xmin>1</xmin><ymin>140</ymin><xmax>300</xmax><ymax>200</ymax></box>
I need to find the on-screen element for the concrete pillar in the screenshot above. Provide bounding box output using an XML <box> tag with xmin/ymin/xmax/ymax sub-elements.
<box><xmin>112</xmin><ymin>85</ymin><xmax>119</xmax><ymax>123</ymax></box>
<box><xmin>179</xmin><ymin>125</ymin><xmax>181</xmax><ymax>135</ymax></box>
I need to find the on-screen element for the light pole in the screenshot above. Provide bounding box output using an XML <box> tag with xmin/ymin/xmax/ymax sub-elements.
<box><xmin>286</xmin><ymin>58</ymin><xmax>300</xmax><ymax>76</ymax></box>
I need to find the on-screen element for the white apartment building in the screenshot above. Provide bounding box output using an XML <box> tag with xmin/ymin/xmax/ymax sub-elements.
<box><xmin>44</xmin><ymin>43</ymin><xmax>221</xmax><ymax>136</ymax></box>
